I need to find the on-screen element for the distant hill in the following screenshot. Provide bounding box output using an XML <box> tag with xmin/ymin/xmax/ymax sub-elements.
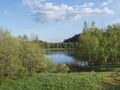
<box><xmin>64</xmin><ymin>34</ymin><xmax>80</xmax><ymax>43</ymax></box>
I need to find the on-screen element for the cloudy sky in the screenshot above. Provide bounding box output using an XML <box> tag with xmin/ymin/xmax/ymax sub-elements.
<box><xmin>0</xmin><ymin>0</ymin><xmax>120</xmax><ymax>42</ymax></box>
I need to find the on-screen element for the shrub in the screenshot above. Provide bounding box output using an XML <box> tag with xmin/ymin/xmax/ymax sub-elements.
<box><xmin>56</xmin><ymin>64</ymin><xmax>70</xmax><ymax>73</ymax></box>
<box><xmin>0</xmin><ymin>29</ymin><xmax>50</xmax><ymax>78</ymax></box>
<box><xmin>0</xmin><ymin>37</ymin><xmax>27</xmax><ymax>78</ymax></box>
<box><xmin>44</xmin><ymin>59</ymin><xmax>57</xmax><ymax>73</ymax></box>
<box><xmin>21</xmin><ymin>41</ymin><xmax>46</xmax><ymax>75</ymax></box>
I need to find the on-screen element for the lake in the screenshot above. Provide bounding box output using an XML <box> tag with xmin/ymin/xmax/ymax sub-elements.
<box><xmin>45</xmin><ymin>49</ymin><xmax>87</xmax><ymax>66</ymax></box>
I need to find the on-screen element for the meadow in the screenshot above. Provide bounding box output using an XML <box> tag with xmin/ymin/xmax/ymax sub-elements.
<box><xmin>0</xmin><ymin>72</ymin><xmax>120</xmax><ymax>90</ymax></box>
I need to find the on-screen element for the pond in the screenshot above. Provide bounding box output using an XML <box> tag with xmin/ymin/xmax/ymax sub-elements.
<box><xmin>45</xmin><ymin>49</ymin><xmax>88</xmax><ymax>66</ymax></box>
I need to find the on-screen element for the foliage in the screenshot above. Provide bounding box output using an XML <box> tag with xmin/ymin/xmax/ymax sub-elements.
<box><xmin>20</xmin><ymin>41</ymin><xmax>46</xmax><ymax>75</ymax></box>
<box><xmin>44</xmin><ymin>59</ymin><xmax>57</xmax><ymax>73</ymax></box>
<box><xmin>56</xmin><ymin>64</ymin><xmax>70</xmax><ymax>73</ymax></box>
<box><xmin>0</xmin><ymin>36</ymin><xmax>27</xmax><ymax>78</ymax></box>
<box><xmin>105</xmin><ymin>24</ymin><xmax>120</xmax><ymax>64</ymax></box>
<box><xmin>0</xmin><ymin>29</ymin><xmax>56</xmax><ymax>78</ymax></box>
<box><xmin>76</xmin><ymin>22</ymin><xmax>120</xmax><ymax>66</ymax></box>
<box><xmin>0</xmin><ymin>28</ymin><xmax>10</xmax><ymax>41</ymax></box>
<box><xmin>42</xmin><ymin>42</ymin><xmax>75</xmax><ymax>49</ymax></box>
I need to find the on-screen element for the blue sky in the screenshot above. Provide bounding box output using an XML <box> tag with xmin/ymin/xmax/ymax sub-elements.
<box><xmin>0</xmin><ymin>0</ymin><xmax>120</xmax><ymax>42</ymax></box>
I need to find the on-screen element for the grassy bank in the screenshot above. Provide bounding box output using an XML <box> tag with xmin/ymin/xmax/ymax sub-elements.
<box><xmin>0</xmin><ymin>72</ymin><xmax>120</xmax><ymax>90</ymax></box>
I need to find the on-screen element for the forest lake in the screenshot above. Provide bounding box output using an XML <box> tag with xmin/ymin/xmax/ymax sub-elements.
<box><xmin>45</xmin><ymin>49</ymin><xmax>88</xmax><ymax>66</ymax></box>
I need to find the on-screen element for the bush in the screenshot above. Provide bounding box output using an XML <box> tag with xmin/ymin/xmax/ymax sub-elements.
<box><xmin>0</xmin><ymin>29</ymin><xmax>71</xmax><ymax>79</ymax></box>
<box><xmin>56</xmin><ymin>64</ymin><xmax>70</xmax><ymax>73</ymax></box>
<box><xmin>44</xmin><ymin>59</ymin><xmax>57</xmax><ymax>73</ymax></box>
<box><xmin>0</xmin><ymin>37</ymin><xmax>27</xmax><ymax>78</ymax></box>
<box><xmin>0</xmin><ymin>29</ymin><xmax>51</xmax><ymax>78</ymax></box>
<box><xmin>21</xmin><ymin>41</ymin><xmax>46</xmax><ymax>75</ymax></box>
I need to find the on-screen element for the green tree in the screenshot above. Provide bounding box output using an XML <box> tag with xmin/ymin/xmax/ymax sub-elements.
<box><xmin>0</xmin><ymin>29</ymin><xmax>53</xmax><ymax>78</ymax></box>
<box><xmin>83</xmin><ymin>21</ymin><xmax>88</xmax><ymax>33</ymax></box>
<box><xmin>105</xmin><ymin>24</ymin><xmax>120</xmax><ymax>64</ymax></box>
<box><xmin>0</xmin><ymin>36</ymin><xmax>26</xmax><ymax>78</ymax></box>
<box><xmin>17</xmin><ymin>34</ymin><xmax>29</xmax><ymax>42</ymax></box>
<box><xmin>0</xmin><ymin>28</ymin><xmax>10</xmax><ymax>41</ymax></box>
<box><xmin>76</xmin><ymin>22</ymin><xmax>108</xmax><ymax>66</ymax></box>
<box><xmin>21</xmin><ymin>41</ymin><xmax>46</xmax><ymax>75</ymax></box>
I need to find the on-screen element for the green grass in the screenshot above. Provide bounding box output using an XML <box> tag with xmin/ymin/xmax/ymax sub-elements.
<box><xmin>102</xmin><ymin>65</ymin><xmax>120</xmax><ymax>72</ymax></box>
<box><xmin>0</xmin><ymin>72</ymin><xmax>118</xmax><ymax>90</ymax></box>
<box><xmin>1</xmin><ymin>65</ymin><xmax>120</xmax><ymax>90</ymax></box>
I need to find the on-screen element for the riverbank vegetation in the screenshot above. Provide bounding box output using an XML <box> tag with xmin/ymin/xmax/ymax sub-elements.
<box><xmin>0</xmin><ymin>28</ymin><xmax>69</xmax><ymax>79</ymax></box>
<box><xmin>41</xmin><ymin>42</ymin><xmax>76</xmax><ymax>49</ymax></box>
<box><xmin>75</xmin><ymin>22</ymin><xmax>120</xmax><ymax>66</ymax></box>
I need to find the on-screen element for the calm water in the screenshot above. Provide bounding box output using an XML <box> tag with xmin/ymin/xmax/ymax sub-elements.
<box><xmin>45</xmin><ymin>50</ymin><xmax>87</xmax><ymax>66</ymax></box>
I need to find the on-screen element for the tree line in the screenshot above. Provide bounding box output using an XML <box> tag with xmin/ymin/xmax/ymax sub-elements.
<box><xmin>75</xmin><ymin>22</ymin><xmax>120</xmax><ymax>66</ymax></box>
<box><xmin>42</xmin><ymin>42</ymin><xmax>75</xmax><ymax>49</ymax></box>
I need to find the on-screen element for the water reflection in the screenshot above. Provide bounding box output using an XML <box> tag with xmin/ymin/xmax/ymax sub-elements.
<box><xmin>45</xmin><ymin>49</ymin><xmax>87</xmax><ymax>66</ymax></box>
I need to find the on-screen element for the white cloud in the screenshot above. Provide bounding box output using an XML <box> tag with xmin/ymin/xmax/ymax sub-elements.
<box><xmin>101</xmin><ymin>0</ymin><xmax>112</xmax><ymax>6</ymax></box>
<box><xmin>103</xmin><ymin>7</ymin><xmax>114</xmax><ymax>14</ymax></box>
<box><xmin>74</xmin><ymin>2</ymin><xmax>95</xmax><ymax>8</ymax></box>
<box><xmin>23</xmin><ymin>0</ymin><xmax>114</xmax><ymax>23</ymax></box>
<box><xmin>81</xmin><ymin>7</ymin><xmax>114</xmax><ymax>15</ymax></box>
<box><xmin>80</xmin><ymin>2</ymin><xmax>95</xmax><ymax>7</ymax></box>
